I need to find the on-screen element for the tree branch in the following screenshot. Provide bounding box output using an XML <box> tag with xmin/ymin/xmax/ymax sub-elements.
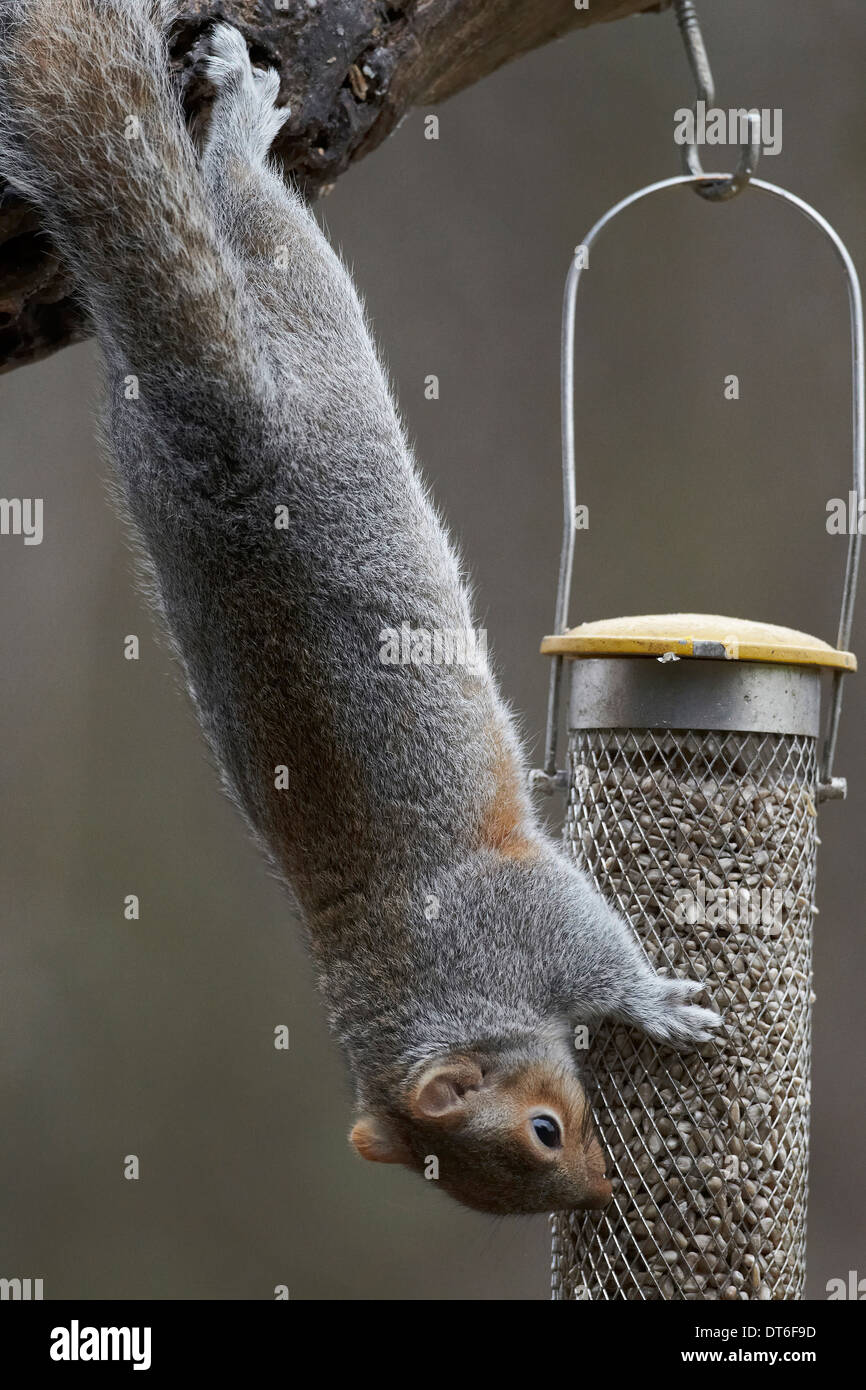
<box><xmin>0</xmin><ymin>0</ymin><xmax>668</xmax><ymax>374</ymax></box>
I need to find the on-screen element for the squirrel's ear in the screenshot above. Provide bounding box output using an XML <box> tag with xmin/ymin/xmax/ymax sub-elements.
<box><xmin>350</xmin><ymin>1115</ymin><xmax>412</xmax><ymax>1165</ymax></box>
<box><xmin>410</xmin><ymin>1059</ymin><xmax>485</xmax><ymax>1121</ymax></box>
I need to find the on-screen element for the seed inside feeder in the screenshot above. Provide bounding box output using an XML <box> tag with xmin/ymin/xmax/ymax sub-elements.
<box><xmin>552</xmin><ymin>727</ymin><xmax>816</xmax><ymax>1301</ymax></box>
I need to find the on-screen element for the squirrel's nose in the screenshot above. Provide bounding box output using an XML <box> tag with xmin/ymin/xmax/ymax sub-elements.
<box><xmin>578</xmin><ymin>1174</ymin><xmax>613</xmax><ymax>1210</ymax></box>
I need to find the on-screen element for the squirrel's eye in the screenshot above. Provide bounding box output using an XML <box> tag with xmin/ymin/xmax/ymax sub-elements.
<box><xmin>531</xmin><ymin>1114</ymin><xmax>562</xmax><ymax>1149</ymax></box>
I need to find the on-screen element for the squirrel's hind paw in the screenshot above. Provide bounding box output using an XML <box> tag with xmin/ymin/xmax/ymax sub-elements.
<box><xmin>203</xmin><ymin>22</ymin><xmax>254</xmax><ymax>85</ymax></box>
<box><xmin>201</xmin><ymin>23</ymin><xmax>289</xmax><ymax>167</ymax></box>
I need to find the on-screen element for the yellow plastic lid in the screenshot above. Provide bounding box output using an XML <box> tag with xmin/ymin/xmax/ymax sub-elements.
<box><xmin>540</xmin><ymin>613</ymin><xmax>857</xmax><ymax>672</ymax></box>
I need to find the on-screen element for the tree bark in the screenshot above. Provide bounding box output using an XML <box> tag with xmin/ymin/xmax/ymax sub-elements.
<box><xmin>0</xmin><ymin>0</ymin><xmax>668</xmax><ymax>374</ymax></box>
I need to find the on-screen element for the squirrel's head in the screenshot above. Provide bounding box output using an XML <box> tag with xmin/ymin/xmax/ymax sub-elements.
<box><xmin>349</xmin><ymin>1046</ymin><xmax>612</xmax><ymax>1215</ymax></box>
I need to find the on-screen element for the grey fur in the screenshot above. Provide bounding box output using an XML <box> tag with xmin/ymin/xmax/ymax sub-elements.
<box><xmin>0</xmin><ymin>1</ymin><xmax>720</xmax><ymax>1214</ymax></box>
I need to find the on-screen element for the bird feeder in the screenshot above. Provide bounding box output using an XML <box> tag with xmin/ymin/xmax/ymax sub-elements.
<box><xmin>537</xmin><ymin>7</ymin><xmax>863</xmax><ymax>1302</ymax></box>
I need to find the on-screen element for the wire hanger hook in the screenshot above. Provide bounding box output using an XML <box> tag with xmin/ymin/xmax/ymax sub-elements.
<box><xmin>673</xmin><ymin>0</ymin><xmax>761</xmax><ymax>201</ymax></box>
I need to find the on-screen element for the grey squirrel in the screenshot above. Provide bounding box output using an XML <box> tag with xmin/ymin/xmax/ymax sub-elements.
<box><xmin>0</xmin><ymin>0</ymin><xmax>720</xmax><ymax>1214</ymax></box>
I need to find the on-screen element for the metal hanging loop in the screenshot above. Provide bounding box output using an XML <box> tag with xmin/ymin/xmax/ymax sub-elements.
<box><xmin>673</xmin><ymin>0</ymin><xmax>761</xmax><ymax>201</ymax></box>
<box><xmin>540</xmin><ymin>174</ymin><xmax>863</xmax><ymax>795</ymax></box>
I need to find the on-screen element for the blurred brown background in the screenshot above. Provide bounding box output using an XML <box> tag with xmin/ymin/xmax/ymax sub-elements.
<box><xmin>1</xmin><ymin>0</ymin><xmax>864</xmax><ymax>1299</ymax></box>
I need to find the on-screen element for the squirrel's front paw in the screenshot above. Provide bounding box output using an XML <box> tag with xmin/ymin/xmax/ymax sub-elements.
<box><xmin>200</xmin><ymin>23</ymin><xmax>289</xmax><ymax>167</ymax></box>
<box><xmin>638</xmin><ymin>977</ymin><xmax>723</xmax><ymax>1048</ymax></box>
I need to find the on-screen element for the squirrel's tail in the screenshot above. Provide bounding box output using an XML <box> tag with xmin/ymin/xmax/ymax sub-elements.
<box><xmin>0</xmin><ymin>0</ymin><xmax>255</xmax><ymax>378</ymax></box>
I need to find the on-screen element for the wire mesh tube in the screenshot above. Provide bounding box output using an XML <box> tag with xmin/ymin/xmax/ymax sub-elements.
<box><xmin>551</xmin><ymin>728</ymin><xmax>817</xmax><ymax>1300</ymax></box>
